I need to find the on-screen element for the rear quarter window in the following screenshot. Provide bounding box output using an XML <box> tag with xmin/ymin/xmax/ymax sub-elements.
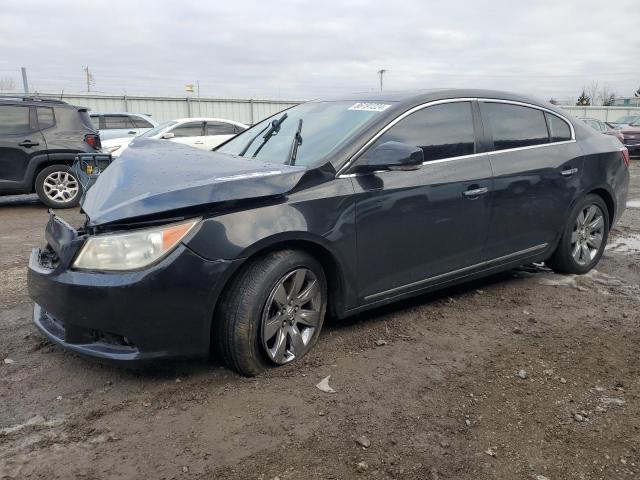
<box><xmin>545</xmin><ymin>113</ymin><xmax>572</xmax><ymax>142</ymax></box>
<box><xmin>483</xmin><ymin>103</ymin><xmax>549</xmax><ymax>150</ymax></box>
<box><xmin>37</xmin><ymin>107</ymin><xmax>56</xmax><ymax>129</ymax></box>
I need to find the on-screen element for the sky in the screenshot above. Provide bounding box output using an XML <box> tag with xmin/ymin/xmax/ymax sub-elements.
<box><xmin>0</xmin><ymin>0</ymin><xmax>638</xmax><ymax>102</ymax></box>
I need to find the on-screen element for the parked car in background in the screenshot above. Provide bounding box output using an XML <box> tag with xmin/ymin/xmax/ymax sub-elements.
<box><xmin>101</xmin><ymin>117</ymin><xmax>248</xmax><ymax>157</ymax></box>
<box><xmin>607</xmin><ymin>115</ymin><xmax>640</xmax><ymax>129</ymax></box>
<box><xmin>0</xmin><ymin>97</ymin><xmax>101</xmax><ymax>208</ymax></box>
<box><xmin>89</xmin><ymin>112</ymin><xmax>158</xmax><ymax>140</ymax></box>
<box><xmin>581</xmin><ymin>117</ymin><xmax>624</xmax><ymax>143</ymax></box>
<box><xmin>619</xmin><ymin>120</ymin><xmax>640</xmax><ymax>155</ymax></box>
<box><xmin>28</xmin><ymin>89</ymin><xmax>630</xmax><ymax>377</ymax></box>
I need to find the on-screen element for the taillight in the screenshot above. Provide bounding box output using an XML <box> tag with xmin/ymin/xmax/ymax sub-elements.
<box><xmin>620</xmin><ymin>147</ymin><xmax>630</xmax><ymax>167</ymax></box>
<box><xmin>84</xmin><ymin>133</ymin><xmax>101</xmax><ymax>150</ymax></box>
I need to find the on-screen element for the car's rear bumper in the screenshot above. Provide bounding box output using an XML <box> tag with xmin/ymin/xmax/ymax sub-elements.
<box><xmin>623</xmin><ymin>138</ymin><xmax>640</xmax><ymax>154</ymax></box>
<box><xmin>28</xmin><ymin>244</ymin><xmax>237</xmax><ymax>364</ymax></box>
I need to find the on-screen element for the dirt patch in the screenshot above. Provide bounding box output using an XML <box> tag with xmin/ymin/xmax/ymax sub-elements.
<box><xmin>1</xmin><ymin>162</ymin><xmax>639</xmax><ymax>479</ymax></box>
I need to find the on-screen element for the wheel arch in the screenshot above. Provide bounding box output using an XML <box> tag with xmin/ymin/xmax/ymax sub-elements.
<box><xmin>585</xmin><ymin>186</ymin><xmax>615</xmax><ymax>224</ymax></box>
<box><xmin>209</xmin><ymin>233</ymin><xmax>349</xmax><ymax>338</ymax></box>
<box><xmin>31</xmin><ymin>156</ymin><xmax>78</xmax><ymax>191</ymax></box>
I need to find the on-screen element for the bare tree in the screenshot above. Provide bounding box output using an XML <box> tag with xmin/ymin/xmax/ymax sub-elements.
<box><xmin>584</xmin><ymin>81</ymin><xmax>599</xmax><ymax>106</ymax></box>
<box><xmin>598</xmin><ymin>84</ymin><xmax>616</xmax><ymax>106</ymax></box>
<box><xmin>0</xmin><ymin>76</ymin><xmax>17</xmax><ymax>91</ymax></box>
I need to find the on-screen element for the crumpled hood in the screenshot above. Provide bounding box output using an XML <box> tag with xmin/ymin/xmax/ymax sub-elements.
<box><xmin>82</xmin><ymin>139</ymin><xmax>307</xmax><ymax>226</ymax></box>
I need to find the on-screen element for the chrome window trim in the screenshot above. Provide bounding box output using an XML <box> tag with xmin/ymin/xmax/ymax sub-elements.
<box><xmin>335</xmin><ymin>98</ymin><xmax>476</xmax><ymax>177</ymax></box>
<box><xmin>336</xmin><ymin>97</ymin><xmax>576</xmax><ymax>178</ymax></box>
<box><xmin>364</xmin><ymin>243</ymin><xmax>548</xmax><ymax>302</ymax></box>
<box><xmin>486</xmin><ymin>139</ymin><xmax>576</xmax><ymax>156</ymax></box>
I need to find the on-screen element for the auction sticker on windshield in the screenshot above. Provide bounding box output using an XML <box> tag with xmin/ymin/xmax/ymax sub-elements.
<box><xmin>348</xmin><ymin>102</ymin><xmax>391</xmax><ymax>112</ymax></box>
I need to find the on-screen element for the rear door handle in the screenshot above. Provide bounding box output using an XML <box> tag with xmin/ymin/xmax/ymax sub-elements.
<box><xmin>128</xmin><ymin>131</ymin><xmax>137</xmax><ymax>135</ymax></box>
<box><xmin>18</xmin><ymin>140</ymin><xmax>39</xmax><ymax>148</ymax></box>
<box><xmin>463</xmin><ymin>187</ymin><xmax>489</xmax><ymax>198</ymax></box>
<box><xmin>194</xmin><ymin>141</ymin><xmax>204</xmax><ymax>144</ymax></box>
<box><xmin>561</xmin><ymin>167</ymin><xmax>579</xmax><ymax>176</ymax></box>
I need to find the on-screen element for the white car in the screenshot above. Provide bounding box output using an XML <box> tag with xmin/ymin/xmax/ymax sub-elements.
<box><xmin>90</xmin><ymin>112</ymin><xmax>159</xmax><ymax>141</ymax></box>
<box><xmin>102</xmin><ymin>117</ymin><xmax>248</xmax><ymax>157</ymax></box>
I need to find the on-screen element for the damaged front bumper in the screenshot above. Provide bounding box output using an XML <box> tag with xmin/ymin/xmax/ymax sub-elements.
<box><xmin>27</xmin><ymin>213</ymin><xmax>238</xmax><ymax>364</ymax></box>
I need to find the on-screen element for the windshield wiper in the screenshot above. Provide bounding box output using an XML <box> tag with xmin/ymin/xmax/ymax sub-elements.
<box><xmin>287</xmin><ymin>119</ymin><xmax>303</xmax><ymax>166</ymax></box>
<box><xmin>241</xmin><ymin>113</ymin><xmax>288</xmax><ymax>158</ymax></box>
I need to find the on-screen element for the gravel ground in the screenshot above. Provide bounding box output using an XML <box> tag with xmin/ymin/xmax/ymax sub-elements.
<box><xmin>1</xmin><ymin>160</ymin><xmax>639</xmax><ymax>480</ymax></box>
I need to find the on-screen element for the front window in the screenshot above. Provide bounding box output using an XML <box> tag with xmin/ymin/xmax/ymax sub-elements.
<box><xmin>217</xmin><ymin>101</ymin><xmax>391</xmax><ymax>166</ymax></box>
<box><xmin>357</xmin><ymin>102</ymin><xmax>476</xmax><ymax>163</ymax></box>
<box><xmin>140</xmin><ymin>121</ymin><xmax>177</xmax><ymax>138</ymax></box>
<box><xmin>170</xmin><ymin>122</ymin><xmax>204</xmax><ymax>137</ymax></box>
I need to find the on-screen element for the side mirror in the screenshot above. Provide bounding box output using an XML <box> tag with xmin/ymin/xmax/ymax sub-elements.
<box><xmin>358</xmin><ymin>141</ymin><xmax>424</xmax><ymax>172</ymax></box>
<box><xmin>161</xmin><ymin>132</ymin><xmax>175</xmax><ymax>139</ymax></box>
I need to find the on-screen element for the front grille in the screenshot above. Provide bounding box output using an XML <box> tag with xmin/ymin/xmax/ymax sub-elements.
<box><xmin>38</xmin><ymin>308</ymin><xmax>135</xmax><ymax>350</ymax></box>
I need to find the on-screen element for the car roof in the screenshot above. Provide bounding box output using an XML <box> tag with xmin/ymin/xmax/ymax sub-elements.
<box><xmin>91</xmin><ymin>112</ymin><xmax>153</xmax><ymax>118</ymax></box>
<box><xmin>172</xmin><ymin>117</ymin><xmax>248</xmax><ymax>127</ymax></box>
<box><xmin>315</xmin><ymin>88</ymin><xmax>549</xmax><ymax>106</ymax></box>
<box><xmin>0</xmin><ymin>96</ymin><xmax>81</xmax><ymax>109</ymax></box>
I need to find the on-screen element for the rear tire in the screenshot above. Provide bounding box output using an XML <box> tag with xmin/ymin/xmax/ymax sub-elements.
<box><xmin>215</xmin><ymin>249</ymin><xmax>327</xmax><ymax>377</ymax></box>
<box><xmin>35</xmin><ymin>164</ymin><xmax>81</xmax><ymax>209</ymax></box>
<box><xmin>546</xmin><ymin>194</ymin><xmax>609</xmax><ymax>274</ymax></box>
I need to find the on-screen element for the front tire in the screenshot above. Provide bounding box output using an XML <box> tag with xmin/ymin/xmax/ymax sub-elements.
<box><xmin>35</xmin><ymin>165</ymin><xmax>81</xmax><ymax>209</ymax></box>
<box><xmin>546</xmin><ymin>194</ymin><xmax>609</xmax><ymax>274</ymax></box>
<box><xmin>215</xmin><ymin>250</ymin><xmax>327</xmax><ymax>377</ymax></box>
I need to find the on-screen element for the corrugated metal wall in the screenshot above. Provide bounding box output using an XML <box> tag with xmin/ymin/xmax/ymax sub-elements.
<box><xmin>559</xmin><ymin>105</ymin><xmax>640</xmax><ymax>122</ymax></box>
<box><xmin>3</xmin><ymin>92</ymin><xmax>640</xmax><ymax>124</ymax></box>
<box><xmin>3</xmin><ymin>93</ymin><xmax>302</xmax><ymax>125</ymax></box>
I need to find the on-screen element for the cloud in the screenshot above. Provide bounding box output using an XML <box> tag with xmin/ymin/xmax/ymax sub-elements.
<box><xmin>0</xmin><ymin>0</ymin><xmax>638</xmax><ymax>101</ymax></box>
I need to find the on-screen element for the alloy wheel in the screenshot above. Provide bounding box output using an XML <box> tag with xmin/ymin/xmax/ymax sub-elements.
<box><xmin>42</xmin><ymin>171</ymin><xmax>79</xmax><ymax>203</ymax></box>
<box><xmin>571</xmin><ymin>204</ymin><xmax>604</xmax><ymax>266</ymax></box>
<box><xmin>261</xmin><ymin>268</ymin><xmax>322</xmax><ymax>364</ymax></box>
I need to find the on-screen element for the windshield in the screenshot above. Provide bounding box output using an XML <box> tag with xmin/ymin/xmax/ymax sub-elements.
<box><xmin>217</xmin><ymin>101</ymin><xmax>392</xmax><ymax>166</ymax></box>
<box><xmin>613</xmin><ymin>115</ymin><xmax>639</xmax><ymax>124</ymax></box>
<box><xmin>140</xmin><ymin>121</ymin><xmax>177</xmax><ymax>138</ymax></box>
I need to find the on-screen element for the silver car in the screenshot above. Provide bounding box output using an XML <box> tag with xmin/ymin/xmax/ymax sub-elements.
<box><xmin>89</xmin><ymin>112</ymin><xmax>158</xmax><ymax>140</ymax></box>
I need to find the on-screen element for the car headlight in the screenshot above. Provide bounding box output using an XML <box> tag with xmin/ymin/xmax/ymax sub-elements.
<box><xmin>73</xmin><ymin>219</ymin><xmax>200</xmax><ymax>271</ymax></box>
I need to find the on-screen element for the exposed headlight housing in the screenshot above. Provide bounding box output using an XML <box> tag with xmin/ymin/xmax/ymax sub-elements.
<box><xmin>73</xmin><ymin>219</ymin><xmax>200</xmax><ymax>271</ymax></box>
<box><xmin>105</xmin><ymin>145</ymin><xmax>121</xmax><ymax>154</ymax></box>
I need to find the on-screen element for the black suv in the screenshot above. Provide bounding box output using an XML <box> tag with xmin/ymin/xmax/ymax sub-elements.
<box><xmin>0</xmin><ymin>97</ymin><xmax>101</xmax><ymax>208</ymax></box>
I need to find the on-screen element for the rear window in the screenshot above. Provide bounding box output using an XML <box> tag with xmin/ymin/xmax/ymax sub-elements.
<box><xmin>0</xmin><ymin>105</ymin><xmax>32</xmax><ymax>134</ymax></box>
<box><xmin>483</xmin><ymin>103</ymin><xmax>549</xmax><ymax>150</ymax></box>
<box><xmin>545</xmin><ymin>113</ymin><xmax>572</xmax><ymax>142</ymax></box>
<box><xmin>37</xmin><ymin>107</ymin><xmax>56</xmax><ymax>129</ymax></box>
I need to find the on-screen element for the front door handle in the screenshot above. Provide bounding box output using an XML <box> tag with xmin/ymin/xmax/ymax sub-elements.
<box><xmin>561</xmin><ymin>167</ymin><xmax>579</xmax><ymax>176</ymax></box>
<box><xmin>194</xmin><ymin>141</ymin><xmax>204</xmax><ymax>144</ymax></box>
<box><xmin>128</xmin><ymin>131</ymin><xmax>137</xmax><ymax>134</ymax></box>
<box><xmin>463</xmin><ymin>187</ymin><xmax>489</xmax><ymax>198</ymax></box>
<box><xmin>18</xmin><ymin>140</ymin><xmax>39</xmax><ymax>148</ymax></box>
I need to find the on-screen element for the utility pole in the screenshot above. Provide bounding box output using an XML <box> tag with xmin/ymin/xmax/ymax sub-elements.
<box><xmin>83</xmin><ymin>66</ymin><xmax>94</xmax><ymax>92</ymax></box>
<box><xmin>377</xmin><ymin>69</ymin><xmax>386</xmax><ymax>91</ymax></box>
<box><xmin>21</xmin><ymin>67</ymin><xmax>29</xmax><ymax>95</ymax></box>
